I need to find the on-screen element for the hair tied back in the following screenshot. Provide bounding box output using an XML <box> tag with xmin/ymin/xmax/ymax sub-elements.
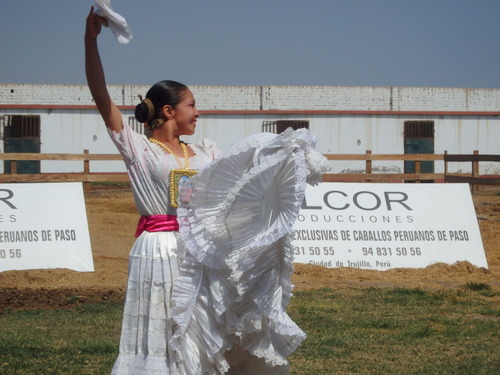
<box><xmin>135</xmin><ymin>94</ymin><xmax>155</xmax><ymax>124</ymax></box>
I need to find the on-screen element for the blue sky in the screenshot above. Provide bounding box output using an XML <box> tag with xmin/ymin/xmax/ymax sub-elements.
<box><xmin>1</xmin><ymin>0</ymin><xmax>499</xmax><ymax>88</ymax></box>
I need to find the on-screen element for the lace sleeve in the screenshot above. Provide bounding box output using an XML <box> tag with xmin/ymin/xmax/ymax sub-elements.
<box><xmin>107</xmin><ymin>120</ymin><xmax>149</xmax><ymax>165</ymax></box>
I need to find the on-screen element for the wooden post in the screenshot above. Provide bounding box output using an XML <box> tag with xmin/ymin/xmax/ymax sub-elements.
<box><xmin>83</xmin><ymin>149</ymin><xmax>90</xmax><ymax>194</ymax></box>
<box><xmin>366</xmin><ymin>150</ymin><xmax>372</xmax><ymax>182</ymax></box>
<box><xmin>472</xmin><ymin>150</ymin><xmax>479</xmax><ymax>194</ymax></box>
<box><xmin>415</xmin><ymin>159</ymin><xmax>421</xmax><ymax>183</ymax></box>
<box><xmin>444</xmin><ymin>150</ymin><xmax>448</xmax><ymax>182</ymax></box>
<box><xmin>11</xmin><ymin>160</ymin><xmax>17</xmax><ymax>175</ymax></box>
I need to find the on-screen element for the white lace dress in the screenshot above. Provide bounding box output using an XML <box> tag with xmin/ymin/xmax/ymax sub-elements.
<box><xmin>108</xmin><ymin>122</ymin><xmax>327</xmax><ymax>375</ymax></box>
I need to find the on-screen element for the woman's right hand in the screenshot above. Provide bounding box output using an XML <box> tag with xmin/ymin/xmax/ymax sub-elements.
<box><xmin>85</xmin><ymin>6</ymin><xmax>108</xmax><ymax>40</ymax></box>
<box><xmin>85</xmin><ymin>6</ymin><xmax>123</xmax><ymax>132</ymax></box>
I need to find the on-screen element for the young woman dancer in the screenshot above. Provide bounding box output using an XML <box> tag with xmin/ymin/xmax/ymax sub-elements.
<box><xmin>85</xmin><ymin>6</ymin><xmax>326</xmax><ymax>374</ymax></box>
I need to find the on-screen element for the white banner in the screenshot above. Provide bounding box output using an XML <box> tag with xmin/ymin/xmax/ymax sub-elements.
<box><xmin>0</xmin><ymin>182</ymin><xmax>94</xmax><ymax>272</ymax></box>
<box><xmin>293</xmin><ymin>183</ymin><xmax>487</xmax><ymax>270</ymax></box>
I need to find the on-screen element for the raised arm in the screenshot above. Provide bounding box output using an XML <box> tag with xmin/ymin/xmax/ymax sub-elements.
<box><xmin>84</xmin><ymin>7</ymin><xmax>123</xmax><ymax>132</ymax></box>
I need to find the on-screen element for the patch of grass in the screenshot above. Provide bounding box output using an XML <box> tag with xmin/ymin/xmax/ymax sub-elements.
<box><xmin>289</xmin><ymin>287</ymin><xmax>499</xmax><ymax>374</ymax></box>
<box><xmin>463</xmin><ymin>281</ymin><xmax>491</xmax><ymax>291</ymax></box>
<box><xmin>0</xmin><ymin>288</ymin><xmax>498</xmax><ymax>374</ymax></box>
<box><xmin>0</xmin><ymin>302</ymin><xmax>122</xmax><ymax>375</ymax></box>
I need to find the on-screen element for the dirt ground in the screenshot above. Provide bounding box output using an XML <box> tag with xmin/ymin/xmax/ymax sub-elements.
<box><xmin>1</xmin><ymin>186</ymin><xmax>499</xmax><ymax>311</ymax></box>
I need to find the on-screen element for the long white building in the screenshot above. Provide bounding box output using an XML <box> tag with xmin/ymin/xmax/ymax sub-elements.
<box><xmin>0</xmin><ymin>84</ymin><xmax>499</xmax><ymax>174</ymax></box>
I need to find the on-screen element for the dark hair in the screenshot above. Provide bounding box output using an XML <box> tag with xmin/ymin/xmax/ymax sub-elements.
<box><xmin>135</xmin><ymin>80</ymin><xmax>188</xmax><ymax>126</ymax></box>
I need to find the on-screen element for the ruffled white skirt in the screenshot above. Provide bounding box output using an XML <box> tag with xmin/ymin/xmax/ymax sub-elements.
<box><xmin>111</xmin><ymin>231</ymin><xmax>183</xmax><ymax>374</ymax></box>
<box><xmin>111</xmin><ymin>129</ymin><xmax>328</xmax><ymax>374</ymax></box>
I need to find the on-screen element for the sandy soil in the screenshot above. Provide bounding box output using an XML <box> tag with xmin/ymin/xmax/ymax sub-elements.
<box><xmin>1</xmin><ymin>186</ymin><xmax>498</xmax><ymax>311</ymax></box>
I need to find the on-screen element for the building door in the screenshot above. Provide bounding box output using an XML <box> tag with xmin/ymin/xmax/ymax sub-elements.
<box><xmin>3</xmin><ymin>115</ymin><xmax>41</xmax><ymax>173</ymax></box>
<box><xmin>404</xmin><ymin>121</ymin><xmax>434</xmax><ymax>180</ymax></box>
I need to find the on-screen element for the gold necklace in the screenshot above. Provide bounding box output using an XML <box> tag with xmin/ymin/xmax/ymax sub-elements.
<box><xmin>149</xmin><ymin>138</ymin><xmax>190</xmax><ymax>169</ymax></box>
<box><xmin>149</xmin><ymin>138</ymin><xmax>197</xmax><ymax>208</ymax></box>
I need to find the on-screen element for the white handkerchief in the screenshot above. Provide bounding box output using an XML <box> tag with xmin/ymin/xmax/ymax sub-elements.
<box><xmin>94</xmin><ymin>0</ymin><xmax>132</xmax><ymax>44</ymax></box>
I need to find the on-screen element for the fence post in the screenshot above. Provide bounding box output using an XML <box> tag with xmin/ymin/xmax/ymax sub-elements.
<box><xmin>472</xmin><ymin>150</ymin><xmax>479</xmax><ymax>194</ymax></box>
<box><xmin>365</xmin><ymin>150</ymin><xmax>372</xmax><ymax>182</ymax></box>
<box><xmin>415</xmin><ymin>159</ymin><xmax>421</xmax><ymax>183</ymax></box>
<box><xmin>83</xmin><ymin>149</ymin><xmax>90</xmax><ymax>194</ymax></box>
<box><xmin>444</xmin><ymin>150</ymin><xmax>448</xmax><ymax>182</ymax></box>
<box><xmin>10</xmin><ymin>160</ymin><xmax>17</xmax><ymax>175</ymax></box>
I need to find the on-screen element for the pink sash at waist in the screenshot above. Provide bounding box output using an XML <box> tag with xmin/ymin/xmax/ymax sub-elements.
<box><xmin>135</xmin><ymin>215</ymin><xmax>179</xmax><ymax>237</ymax></box>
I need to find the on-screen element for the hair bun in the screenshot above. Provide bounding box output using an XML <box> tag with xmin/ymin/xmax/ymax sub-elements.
<box><xmin>135</xmin><ymin>97</ymin><xmax>155</xmax><ymax>123</ymax></box>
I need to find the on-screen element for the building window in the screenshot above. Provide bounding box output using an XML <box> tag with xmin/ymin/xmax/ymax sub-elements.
<box><xmin>404</xmin><ymin>121</ymin><xmax>434</xmax><ymax>138</ymax></box>
<box><xmin>3</xmin><ymin>115</ymin><xmax>40</xmax><ymax>138</ymax></box>
<box><xmin>262</xmin><ymin>120</ymin><xmax>309</xmax><ymax>134</ymax></box>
